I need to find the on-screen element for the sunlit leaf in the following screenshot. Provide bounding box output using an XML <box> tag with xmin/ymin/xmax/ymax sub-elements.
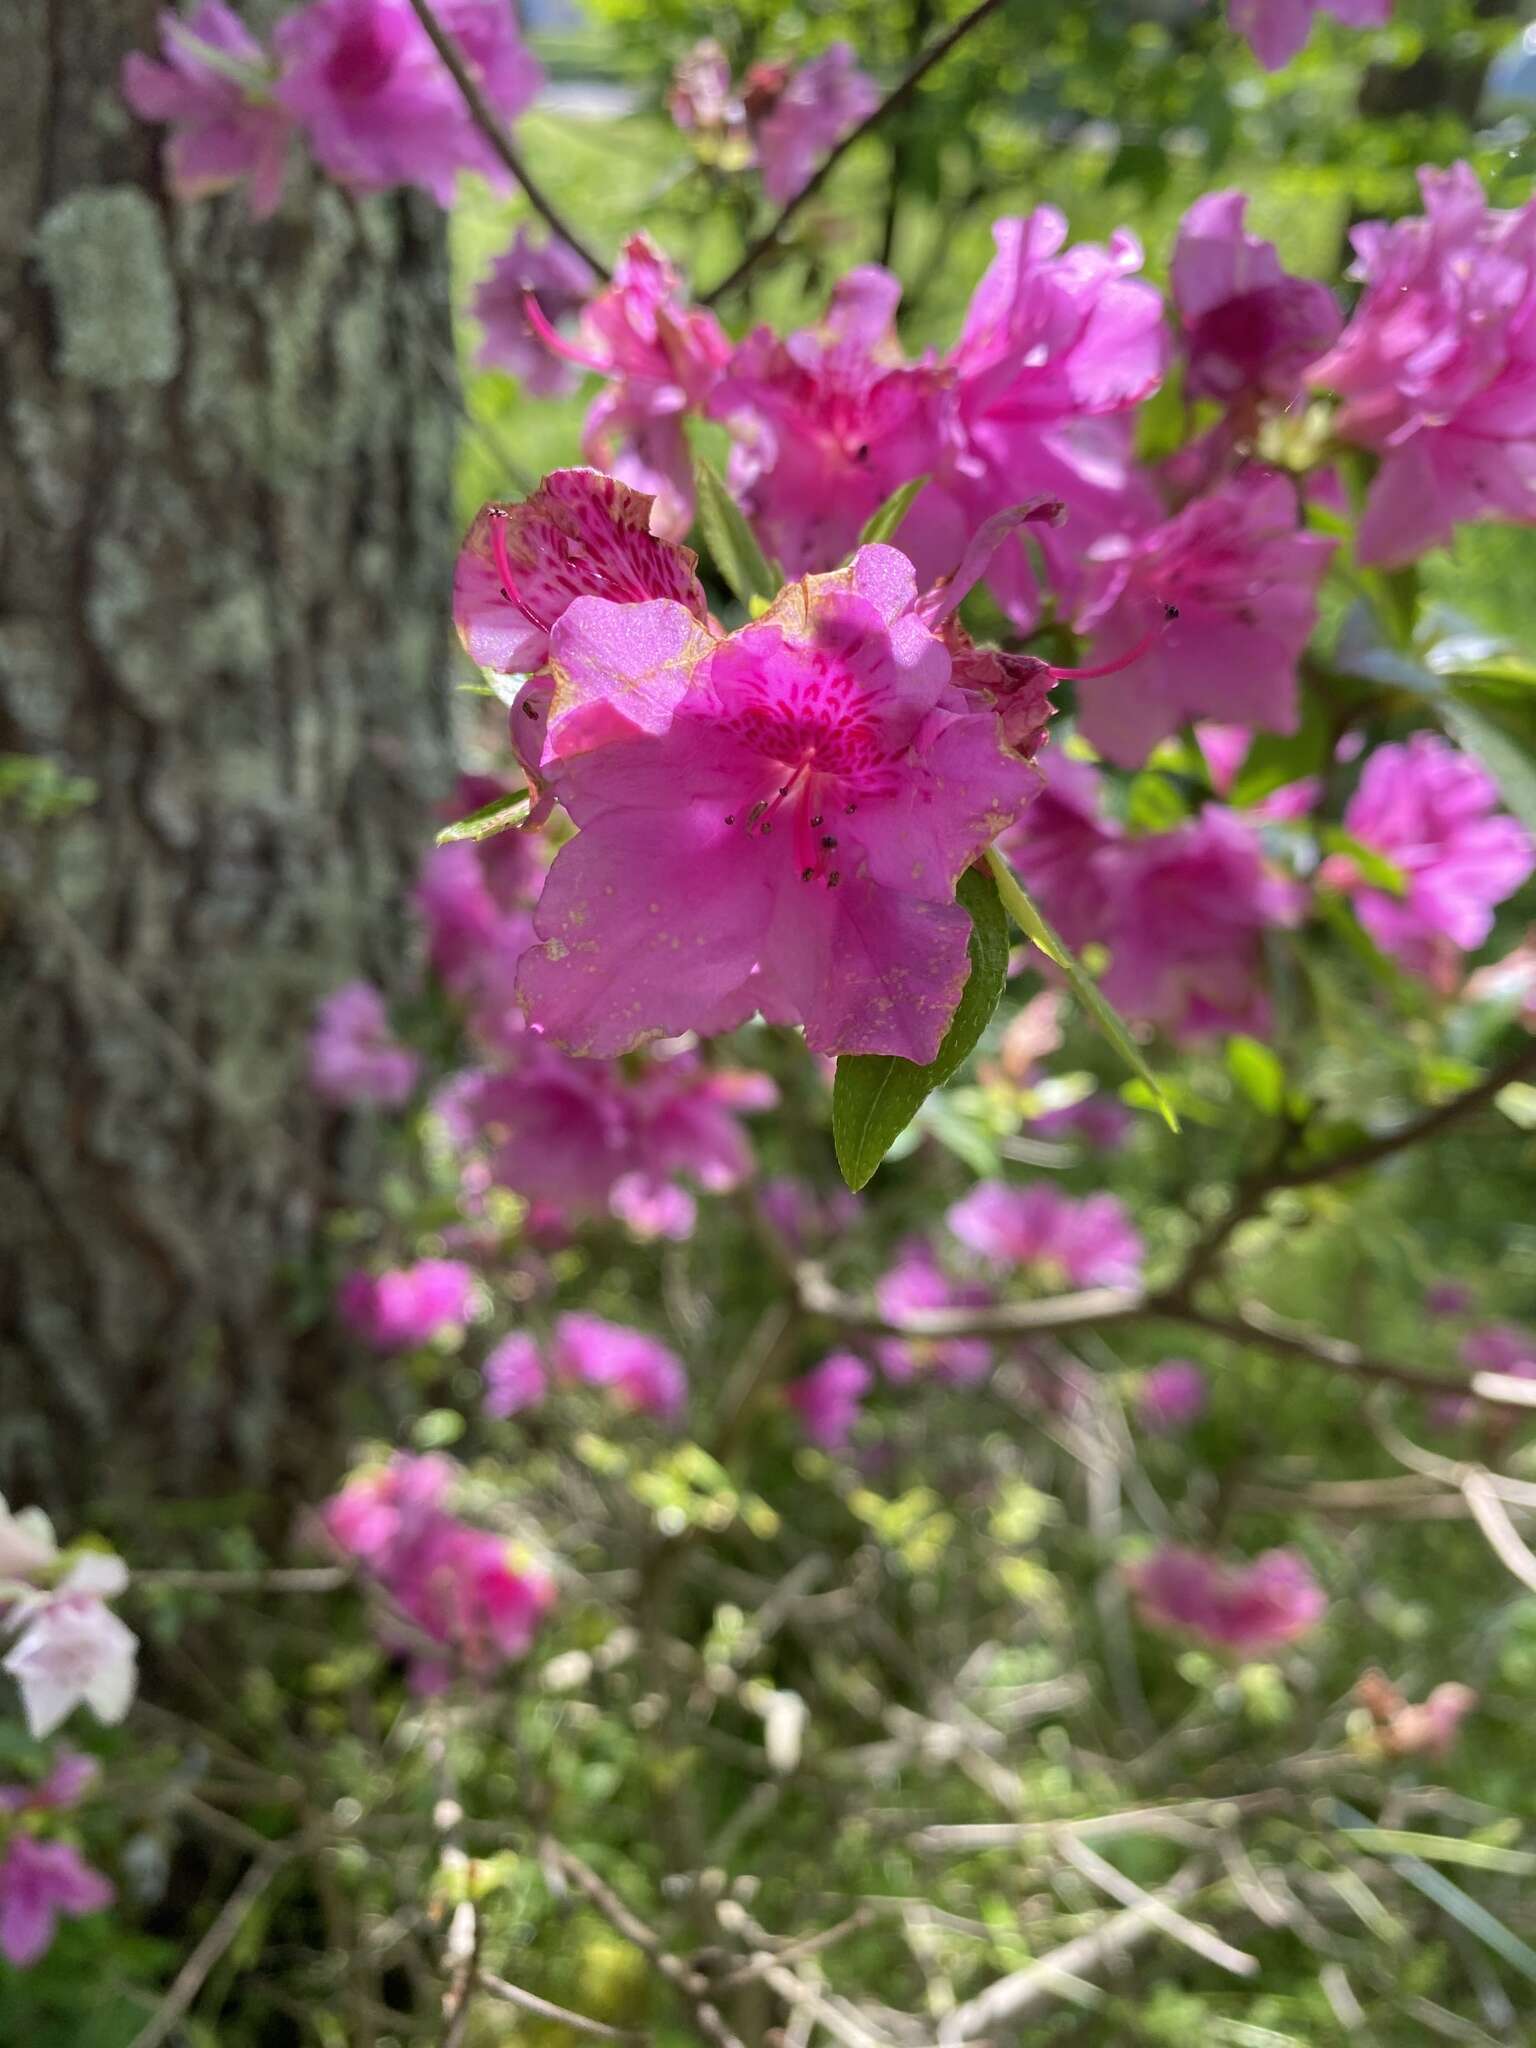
<box><xmin>858</xmin><ymin>476</ymin><xmax>929</xmax><ymax>548</ymax></box>
<box><xmin>694</xmin><ymin>455</ymin><xmax>780</xmax><ymax>608</ymax></box>
<box><xmin>435</xmin><ymin>789</ymin><xmax>532</xmax><ymax>845</ymax></box>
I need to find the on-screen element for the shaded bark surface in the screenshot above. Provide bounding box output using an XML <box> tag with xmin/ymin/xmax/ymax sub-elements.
<box><xmin>0</xmin><ymin>1</ymin><xmax>456</xmax><ymax>1513</ymax></box>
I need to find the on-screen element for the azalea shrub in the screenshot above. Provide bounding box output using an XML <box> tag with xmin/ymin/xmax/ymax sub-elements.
<box><xmin>15</xmin><ymin>0</ymin><xmax>1536</xmax><ymax>2040</ymax></box>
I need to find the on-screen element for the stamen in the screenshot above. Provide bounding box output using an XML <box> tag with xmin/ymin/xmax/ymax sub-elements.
<box><xmin>489</xmin><ymin>513</ymin><xmax>519</xmax><ymax>606</ymax></box>
<box><xmin>821</xmin><ymin>836</ymin><xmax>837</xmax><ymax>849</ymax></box>
<box><xmin>521</xmin><ymin>291</ymin><xmax>611</xmax><ymax>374</ymax></box>
<box><xmin>1051</xmin><ymin>604</ymin><xmax>1177</xmax><ymax>682</ymax></box>
<box><xmin>827</xmin><ymin>871</ymin><xmax>841</xmax><ymax>888</ymax></box>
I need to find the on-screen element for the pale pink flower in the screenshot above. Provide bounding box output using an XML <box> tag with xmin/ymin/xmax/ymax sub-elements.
<box><xmin>873</xmin><ymin>1241</ymin><xmax>992</xmax><ymax>1386</ymax></box>
<box><xmin>1425</xmin><ymin>1282</ymin><xmax>1473</xmax><ymax>1318</ymax></box>
<box><xmin>711</xmin><ymin>267</ymin><xmax>947</xmax><ymax>577</ymax></box>
<box><xmin>786</xmin><ymin>1353</ymin><xmax>873</xmax><ymax>1450</ymax></box>
<box><xmin>551</xmin><ymin>1314</ymin><xmax>688</xmax><ymax>1421</ymax></box>
<box><xmin>1027</xmin><ymin>1093</ymin><xmax>1136</xmax><ymax>1149</ymax></box>
<box><xmin>1128</xmin><ymin>1544</ymin><xmax>1326</xmax><ymax>1655</ymax></box>
<box><xmin>274</xmin><ymin>0</ymin><xmax>542</xmax><ymax>206</ymax></box>
<box><xmin>121</xmin><ymin>1</ymin><xmax>291</xmax><ymax>217</ymax></box>
<box><xmin>1380</xmin><ymin>1681</ymin><xmax>1477</xmax><ymax>1758</ymax></box>
<box><xmin>1314</xmin><ymin>163</ymin><xmax>1536</xmax><ymax>564</ymax></box>
<box><xmin>0</xmin><ymin>1498</ymin><xmax>59</xmax><ymax>1586</ymax></box>
<box><xmin>903</xmin><ymin>210</ymin><xmax>1166</xmax><ymax>632</ymax></box>
<box><xmin>1229</xmin><ymin>0</ymin><xmax>1391</xmax><ymax>72</ymax></box>
<box><xmin>4</xmin><ymin>1557</ymin><xmax>138</xmax><ymax>1741</ymax></box>
<box><xmin>1323</xmin><ymin>734</ymin><xmax>1533</xmax><ymax>982</ymax></box>
<box><xmin>1072</xmin><ymin>470</ymin><xmax>1333</xmax><ymax>769</ymax></box>
<box><xmin>0</xmin><ymin>1836</ymin><xmax>113</xmax><ymax>1968</ymax></box>
<box><xmin>669</xmin><ymin>38</ymin><xmax>743</xmax><ymax>140</ymax></box>
<box><xmin>472</xmin><ymin>228</ymin><xmax>595</xmax><ymax>395</ymax></box>
<box><xmin>0</xmin><ymin>1751</ymin><xmax>99</xmax><ymax>1817</ymax></box>
<box><xmin>752</xmin><ymin>43</ymin><xmax>879</xmax><ymax>203</ymax></box>
<box><xmin>1137</xmin><ymin>1360</ymin><xmax>1208</xmax><ymax>1434</ymax></box>
<box><xmin>519</xmin><ymin>545</ymin><xmax>1041</xmax><ymax>1063</ymax></box>
<box><xmin>453</xmin><ymin>467</ymin><xmax>708</xmax><ymax>682</ymax></box>
<box><xmin>337</xmin><ymin>1260</ymin><xmax>476</xmax><ymax>1351</ymax></box>
<box><xmin>309</xmin><ymin>981</ymin><xmax>420</xmax><ymax>1107</ymax></box>
<box><xmin>482</xmin><ymin>1333</ymin><xmax>547</xmax><ymax>1419</ymax></box>
<box><xmin>947</xmin><ymin>1180</ymin><xmax>1143</xmax><ymax>1290</ymax></box>
<box><xmin>1172</xmin><ymin>190</ymin><xmax>1342</xmax><ymax>406</ymax></box>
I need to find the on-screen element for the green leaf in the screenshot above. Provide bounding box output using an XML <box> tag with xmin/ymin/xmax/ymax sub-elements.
<box><xmin>1226</xmin><ymin>1035</ymin><xmax>1285</xmax><ymax>1117</ymax></box>
<box><xmin>1333</xmin><ymin>1803</ymin><xmax>1536</xmax><ymax>1985</ymax></box>
<box><xmin>435</xmin><ymin>788</ymin><xmax>531</xmax><ymax>846</ymax></box>
<box><xmin>1318</xmin><ymin>824</ymin><xmax>1407</xmax><ymax>897</ymax></box>
<box><xmin>858</xmin><ymin>476</ymin><xmax>929</xmax><ymax>548</ymax></box>
<box><xmin>1442</xmin><ymin>688</ymin><xmax>1536</xmax><ymax>837</ymax></box>
<box><xmin>1125</xmin><ymin>771</ymin><xmax>1189</xmax><ymax>835</ymax></box>
<box><xmin>1224</xmin><ymin>691</ymin><xmax>1330</xmax><ymax>807</ymax></box>
<box><xmin>694</xmin><ymin>455</ymin><xmax>780</xmax><ymax>608</ymax></box>
<box><xmin>833</xmin><ymin>865</ymin><xmax>1009</xmax><ymax>1190</ymax></box>
<box><xmin>984</xmin><ymin>848</ymin><xmax>1179</xmax><ymax>1132</ymax></box>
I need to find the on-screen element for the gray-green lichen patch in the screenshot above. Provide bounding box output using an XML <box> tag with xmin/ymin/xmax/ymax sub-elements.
<box><xmin>33</xmin><ymin>185</ymin><xmax>180</xmax><ymax>389</ymax></box>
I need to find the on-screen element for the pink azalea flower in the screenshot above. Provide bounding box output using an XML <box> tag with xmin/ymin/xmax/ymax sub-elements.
<box><xmin>1229</xmin><ymin>0</ymin><xmax>1391</xmax><ymax>72</ymax></box>
<box><xmin>1313</xmin><ymin>163</ymin><xmax>1536</xmax><ymax>565</ymax></box>
<box><xmin>669</xmin><ymin>38</ymin><xmax>740</xmax><ymax>137</ymax></box>
<box><xmin>873</xmin><ymin>1241</ymin><xmax>992</xmax><ymax>1386</ymax></box>
<box><xmin>472</xmin><ymin>227</ymin><xmax>595</xmax><ymax>395</ymax></box>
<box><xmin>947</xmin><ymin>1180</ymin><xmax>1143</xmax><ymax>1290</ymax></box>
<box><xmin>1137</xmin><ymin>1360</ymin><xmax>1208</xmax><ymax>1434</ymax></box>
<box><xmin>0</xmin><ymin>1498</ymin><xmax>59</xmax><ymax>1585</ymax></box>
<box><xmin>337</xmin><ymin>1260</ymin><xmax>477</xmax><ymax>1352</ymax></box>
<box><xmin>4</xmin><ymin>1557</ymin><xmax>138</xmax><ymax>1742</ymax></box>
<box><xmin>1093</xmin><ymin>805</ymin><xmax>1306</xmax><ymax>1040</ymax></box>
<box><xmin>1072</xmin><ymin>470</ymin><xmax>1332</xmax><ymax>769</ymax></box>
<box><xmin>122</xmin><ymin>1</ymin><xmax>291</xmax><ymax>216</ymax></box>
<box><xmin>1028</xmin><ymin>1093</ymin><xmax>1136</xmax><ymax>1149</ymax></box>
<box><xmin>274</xmin><ymin>0</ymin><xmax>542</xmax><ymax>207</ymax></box>
<box><xmin>523</xmin><ymin>237</ymin><xmax>730</xmax><ymax>542</ymax></box>
<box><xmin>0</xmin><ymin>1751</ymin><xmax>99</xmax><ymax>1817</ymax></box>
<box><xmin>711</xmin><ymin>267</ymin><xmax>947</xmax><ymax>577</ymax></box>
<box><xmin>752</xmin><ymin>43</ymin><xmax>880</xmax><ymax>204</ymax></box>
<box><xmin>903</xmin><ymin>210</ymin><xmax>1166</xmax><ymax>632</ymax></box>
<box><xmin>519</xmin><ymin>544</ymin><xmax>1041</xmax><ymax>1063</ymax></box>
<box><xmin>1323</xmin><ymin>734</ymin><xmax>1533</xmax><ymax>982</ymax></box>
<box><xmin>322</xmin><ymin>1452</ymin><xmax>456</xmax><ymax>1565</ymax></box>
<box><xmin>1127</xmin><ymin>1544</ymin><xmax>1326</xmax><ymax>1655</ymax></box>
<box><xmin>1172</xmin><ymin>190</ymin><xmax>1342</xmax><ymax>406</ymax></box>
<box><xmin>415</xmin><ymin>842</ymin><xmax>536</xmax><ymax>1050</ymax></box>
<box><xmin>482</xmin><ymin>1333</ymin><xmax>547</xmax><ymax>1419</ymax></box>
<box><xmin>1464</xmin><ymin>929</ymin><xmax>1536</xmax><ymax>1020</ymax></box>
<box><xmin>1003</xmin><ymin>751</ymin><xmax>1304</xmax><ymax>1041</ymax></box>
<box><xmin>608</xmin><ymin>1173</ymin><xmax>698</xmax><ymax>1242</ymax></box>
<box><xmin>309</xmin><ymin>981</ymin><xmax>420</xmax><ymax>1108</ymax></box>
<box><xmin>1376</xmin><ymin>1680</ymin><xmax>1477</xmax><ymax>1759</ymax></box>
<box><xmin>1425</xmin><ymin>1282</ymin><xmax>1473</xmax><ymax>1318</ymax></box>
<box><xmin>453</xmin><ymin>467</ymin><xmax>708</xmax><ymax>683</ymax></box>
<box><xmin>786</xmin><ymin>1353</ymin><xmax>873</xmax><ymax>1450</ymax></box>
<box><xmin>0</xmin><ymin>1836</ymin><xmax>113</xmax><ymax>1968</ymax></box>
<box><xmin>758</xmin><ymin>1177</ymin><xmax>863</xmax><ymax>1252</ymax></box>
<box><xmin>551</xmin><ymin>1314</ymin><xmax>688</xmax><ymax>1421</ymax></box>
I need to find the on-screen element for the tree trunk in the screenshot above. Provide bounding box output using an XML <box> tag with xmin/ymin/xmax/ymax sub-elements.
<box><xmin>0</xmin><ymin>1</ymin><xmax>457</xmax><ymax>1515</ymax></box>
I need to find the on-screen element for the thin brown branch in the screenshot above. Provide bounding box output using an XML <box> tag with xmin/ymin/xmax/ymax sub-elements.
<box><xmin>797</xmin><ymin>1260</ymin><xmax>1143</xmax><ymax>1338</ymax></box>
<box><xmin>401</xmin><ymin>0</ymin><xmax>610</xmax><ymax>280</ymax></box>
<box><xmin>127</xmin><ymin>1841</ymin><xmax>295</xmax><ymax>2048</ymax></box>
<box><xmin>702</xmin><ymin>0</ymin><xmax>1012</xmax><ymax>305</ymax></box>
<box><xmin>130</xmin><ymin>1567</ymin><xmax>349</xmax><ymax>1593</ymax></box>
<box><xmin>479</xmin><ymin>1972</ymin><xmax>648</xmax><ymax>2042</ymax></box>
<box><xmin>1266</xmin><ymin>1037</ymin><xmax>1536</xmax><ymax>1191</ymax></box>
<box><xmin>1056</xmin><ymin>1834</ymin><xmax>1258</xmax><ymax>1978</ymax></box>
<box><xmin>1460</xmin><ymin>1469</ymin><xmax>1536</xmax><ymax>1594</ymax></box>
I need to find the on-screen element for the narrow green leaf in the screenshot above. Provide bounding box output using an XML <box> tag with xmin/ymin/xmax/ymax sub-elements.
<box><xmin>1225</xmin><ymin>690</ymin><xmax>1330</xmax><ymax>807</ymax></box>
<box><xmin>1125</xmin><ymin>771</ymin><xmax>1189</xmax><ymax>835</ymax></box>
<box><xmin>858</xmin><ymin>476</ymin><xmax>929</xmax><ymax>548</ymax></box>
<box><xmin>1333</xmin><ymin>1803</ymin><xmax>1536</xmax><ymax>1985</ymax></box>
<box><xmin>984</xmin><ymin>847</ymin><xmax>1179</xmax><ymax>1132</ymax></box>
<box><xmin>1318</xmin><ymin>824</ymin><xmax>1408</xmax><ymax>898</ymax></box>
<box><xmin>1442</xmin><ymin>689</ymin><xmax>1536</xmax><ymax>836</ymax></box>
<box><xmin>435</xmin><ymin>789</ymin><xmax>531</xmax><ymax>846</ymax></box>
<box><xmin>1226</xmin><ymin>1035</ymin><xmax>1285</xmax><ymax>1117</ymax></box>
<box><xmin>833</xmin><ymin>865</ymin><xmax>1009</xmax><ymax>1190</ymax></box>
<box><xmin>1341</xmin><ymin>1828</ymin><xmax>1536</xmax><ymax>1876</ymax></box>
<box><xmin>694</xmin><ymin>456</ymin><xmax>780</xmax><ymax>608</ymax></box>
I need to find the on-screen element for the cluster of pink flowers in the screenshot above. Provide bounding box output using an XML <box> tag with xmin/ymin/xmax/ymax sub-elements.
<box><xmin>310</xmin><ymin>981</ymin><xmax>421</xmax><ymax>1107</ymax></box>
<box><xmin>667</xmin><ymin>39</ymin><xmax>878</xmax><ymax>205</ymax></box>
<box><xmin>947</xmin><ymin>1179</ymin><xmax>1144</xmax><ymax>1291</ymax></box>
<box><xmin>124</xmin><ymin>0</ymin><xmax>542</xmax><ymax>213</ymax></box>
<box><xmin>0</xmin><ymin>1753</ymin><xmax>113</xmax><ymax>1969</ymax></box>
<box><xmin>0</xmin><ymin>1502</ymin><xmax>138</xmax><ymax>1744</ymax></box>
<box><xmin>483</xmin><ymin>1315</ymin><xmax>688</xmax><ymax>1423</ymax></box>
<box><xmin>322</xmin><ymin>1453</ymin><xmax>554</xmax><ymax>1689</ymax></box>
<box><xmin>786</xmin><ymin>1353</ymin><xmax>874</xmax><ymax>1451</ymax></box>
<box><xmin>1137</xmin><ymin>1360</ymin><xmax>1209</xmax><ymax>1434</ymax></box>
<box><xmin>453</xmin><ymin>469</ymin><xmax>1047</xmax><ymax>1065</ymax></box>
<box><xmin>338</xmin><ymin>1259</ymin><xmax>477</xmax><ymax>1352</ymax></box>
<box><xmin>1127</xmin><ymin>1544</ymin><xmax>1327</xmax><ymax>1656</ymax></box>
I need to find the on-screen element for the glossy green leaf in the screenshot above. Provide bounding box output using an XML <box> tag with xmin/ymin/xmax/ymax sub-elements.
<box><xmin>1441</xmin><ymin>689</ymin><xmax>1536</xmax><ymax>836</ymax></box>
<box><xmin>694</xmin><ymin>455</ymin><xmax>780</xmax><ymax>609</ymax></box>
<box><xmin>435</xmin><ymin>788</ymin><xmax>532</xmax><ymax>846</ymax></box>
<box><xmin>1318</xmin><ymin>825</ymin><xmax>1407</xmax><ymax>898</ymax></box>
<box><xmin>1225</xmin><ymin>690</ymin><xmax>1331</xmax><ymax>807</ymax></box>
<box><xmin>1125</xmin><ymin>771</ymin><xmax>1190</xmax><ymax>835</ymax></box>
<box><xmin>858</xmin><ymin>476</ymin><xmax>929</xmax><ymax>548</ymax></box>
<box><xmin>985</xmin><ymin>848</ymin><xmax>1179</xmax><ymax>1131</ymax></box>
<box><xmin>833</xmin><ymin>865</ymin><xmax>1009</xmax><ymax>1190</ymax></box>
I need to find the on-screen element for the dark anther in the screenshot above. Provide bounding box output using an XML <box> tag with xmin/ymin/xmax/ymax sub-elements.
<box><xmin>523</xmin><ymin>701</ymin><xmax>539</xmax><ymax>718</ymax></box>
<box><xmin>827</xmin><ymin>870</ymin><xmax>841</xmax><ymax>887</ymax></box>
<box><xmin>844</xmin><ymin>803</ymin><xmax>857</xmax><ymax>815</ymax></box>
<box><xmin>809</xmin><ymin>815</ymin><xmax>823</xmax><ymax>828</ymax></box>
<box><xmin>801</xmin><ymin>867</ymin><xmax>815</xmax><ymax>882</ymax></box>
<box><xmin>724</xmin><ymin>814</ymin><xmax>735</xmax><ymax>825</ymax></box>
<box><xmin>1163</xmin><ymin>603</ymin><xmax>1180</xmax><ymax>621</ymax></box>
<box><xmin>821</xmin><ymin>836</ymin><xmax>837</xmax><ymax>849</ymax></box>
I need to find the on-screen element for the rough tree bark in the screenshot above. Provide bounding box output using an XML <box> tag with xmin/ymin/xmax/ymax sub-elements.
<box><xmin>0</xmin><ymin>2</ymin><xmax>457</xmax><ymax>1513</ymax></box>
